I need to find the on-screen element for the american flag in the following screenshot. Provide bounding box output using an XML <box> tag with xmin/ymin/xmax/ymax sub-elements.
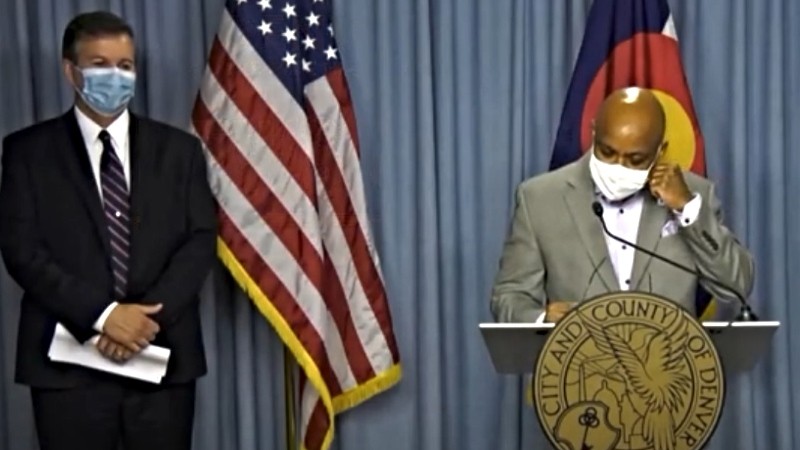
<box><xmin>191</xmin><ymin>0</ymin><xmax>402</xmax><ymax>448</ymax></box>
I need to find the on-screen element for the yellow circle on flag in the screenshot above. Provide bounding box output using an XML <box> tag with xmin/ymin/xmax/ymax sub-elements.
<box><xmin>651</xmin><ymin>90</ymin><xmax>696</xmax><ymax>170</ymax></box>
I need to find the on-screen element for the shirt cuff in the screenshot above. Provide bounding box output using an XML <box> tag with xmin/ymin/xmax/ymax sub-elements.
<box><xmin>534</xmin><ymin>312</ymin><xmax>546</xmax><ymax>324</ymax></box>
<box><xmin>674</xmin><ymin>193</ymin><xmax>702</xmax><ymax>227</ymax></box>
<box><xmin>93</xmin><ymin>302</ymin><xmax>118</xmax><ymax>333</ymax></box>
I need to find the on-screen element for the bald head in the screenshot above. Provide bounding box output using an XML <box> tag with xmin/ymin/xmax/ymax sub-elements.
<box><xmin>592</xmin><ymin>87</ymin><xmax>667</xmax><ymax>169</ymax></box>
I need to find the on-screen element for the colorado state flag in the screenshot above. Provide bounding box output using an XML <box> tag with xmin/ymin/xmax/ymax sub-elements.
<box><xmin>550</xmin><ymin>0</ymin><xmax>716</xmax><ymax>319</ymax></box>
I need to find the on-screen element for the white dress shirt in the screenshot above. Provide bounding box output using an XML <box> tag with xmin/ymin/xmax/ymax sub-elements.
<box><xmin>535</xmin><ymin>189</ymin><xmax>703</xmax><ymax>323</ymax></box>
<box><xmin>74</xmin><ymin>107</ymin><xmax>131</xmax><ymax>332</ymax></box>
<box><xmin>599</xmin><ymin>193</ymin><xmax>645</xmax><ymax>290</ymax></box>
<box><xmin>599</xmin><ymin>191</ymin><xmax>702</xmax><ymax>290</ymax></box>
<box><xmin>75</xmin><ymin>107</ymin><xmax>131</xmax><ymax>193</ymax></box>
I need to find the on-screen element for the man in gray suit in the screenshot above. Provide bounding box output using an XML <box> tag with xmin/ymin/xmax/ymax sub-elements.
<box><xmin>490</xmin><ymin>87</ymin><xmax>754</xmax><ymax>323</ymax></box>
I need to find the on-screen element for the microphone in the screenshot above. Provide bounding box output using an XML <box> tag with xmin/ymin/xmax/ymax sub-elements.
<box><xmin>591</xmin><ymin>201</ymin><xmax>758</xmax><ymax>321</ymax></box>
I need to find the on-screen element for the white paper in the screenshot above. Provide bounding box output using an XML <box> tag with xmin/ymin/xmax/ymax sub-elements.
<box><xmin>47</xmin><ymin>323</ymin><xmax>171</xmax><ymax>384</ymax></box>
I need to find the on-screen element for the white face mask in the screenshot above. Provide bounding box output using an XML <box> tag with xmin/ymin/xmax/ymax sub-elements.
<box><xmin>589</xmin><ymin>149</ymin><xmax>657</xmax><ymax>201</ymax></box>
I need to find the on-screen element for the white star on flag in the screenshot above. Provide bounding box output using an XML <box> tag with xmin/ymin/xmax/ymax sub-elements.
<box><xmin>257</xmin><ymin>0</ymin><xmax>271</xmax><ymax>9</ymax></box>
<box><xmin>282</xmin><ymin>27</ymin><xmax>298</xmax><ymax>42</ymax></box>
<box><xmin>324</xmin><ymin>45</ymin><xmax>337</xmax><ymax>60</ymax></box>
<box><xmin>282</xmin><ymin>3</ymin><xmax>297</xmax><ymax>18</ymax></box>
<box><xmin>258</xmin><ymin>21</ymin><xmax>272</xmax><ymax>35</ymax></box>
<box><xmin>302</xmin><ymin>35</ymin><xmax>316</xmax><ymax>50</ymax></box>
<box><xmin>282</xmin><ymin>51</ymin><xmax>297</xmax><ymax>67</ymax></box>
<box><xmin>306</xmin><ymin>12</ymin><xmax>321</xmax><ymax>27</ymax></box>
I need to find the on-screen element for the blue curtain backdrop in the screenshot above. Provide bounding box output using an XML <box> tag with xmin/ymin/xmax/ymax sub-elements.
<box><xmin>1</xmin><ymin>0</ymin><xmax>798</xmax><ymax>449</ymax></box>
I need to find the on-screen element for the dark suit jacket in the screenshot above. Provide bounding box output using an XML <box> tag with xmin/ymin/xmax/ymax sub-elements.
<box><xmin>0</xmin><ymin>109</ymin><xmax>217</xmax><ymax>388</ymax></box>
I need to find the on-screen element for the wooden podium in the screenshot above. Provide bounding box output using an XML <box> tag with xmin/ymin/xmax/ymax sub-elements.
<box><xmin>480</xmin><ymin>293</ymin><xmax>779</xmax><ymax>450</ymax></box>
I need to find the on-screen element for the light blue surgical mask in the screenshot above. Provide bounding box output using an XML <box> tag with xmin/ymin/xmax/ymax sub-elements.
<box><xmin>75</xmin><ymin>67</ymin><xmax>136</xmax><ymax>117</ymax></box>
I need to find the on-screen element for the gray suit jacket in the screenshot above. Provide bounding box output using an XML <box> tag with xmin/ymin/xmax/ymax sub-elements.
<box><xmin>490</xmin><ymin>153</ymin><xmax>755</xmax><ymax>322</ymax></box>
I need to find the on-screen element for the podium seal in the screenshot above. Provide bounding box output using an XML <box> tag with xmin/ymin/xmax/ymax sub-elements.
<box><xmin>533</xmin><ymin>292</ymin><xmax>724</xmax><ymax>450</ymax></box>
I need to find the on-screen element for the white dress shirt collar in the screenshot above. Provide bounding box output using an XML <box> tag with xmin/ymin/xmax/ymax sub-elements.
<box><xmin>73</xmin><ymin>106</ymin><xmax>132</xmax><ymax>195</ymax></box>
<box><xmin>74</xmin><ymin>106</ymin><xmax>130</xmax><ymax>151</ymax></box>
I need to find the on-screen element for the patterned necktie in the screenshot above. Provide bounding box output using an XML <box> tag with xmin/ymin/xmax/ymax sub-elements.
<box><xmin>98</xmin><ymin>130</ymin><xmax>130</xmax><ymax>299</ymax></box>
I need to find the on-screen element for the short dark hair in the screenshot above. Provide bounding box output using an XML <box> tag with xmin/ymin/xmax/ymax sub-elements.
<box><xmin>61</xmin><ymin>11</ymin><xmax>134</xmax><ymax>62</ymax></box>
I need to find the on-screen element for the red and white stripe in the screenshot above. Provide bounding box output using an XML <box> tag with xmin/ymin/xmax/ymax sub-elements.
<box><xmin>192</xmin><ymin>8</ymin><xmax>400</xmax><ymax>449</ymax></box>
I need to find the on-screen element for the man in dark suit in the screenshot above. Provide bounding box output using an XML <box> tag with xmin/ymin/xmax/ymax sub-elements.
<box><xmin>0</xmin><ymin>11</ymin><xmax>216</xmax><ymax>450</ymax></box>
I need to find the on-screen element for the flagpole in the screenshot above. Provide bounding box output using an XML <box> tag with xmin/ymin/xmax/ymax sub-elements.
<box><xmin>284</xmin><ymin>346</ymin><xmax>296</xmax><ymax>450</ymax></box>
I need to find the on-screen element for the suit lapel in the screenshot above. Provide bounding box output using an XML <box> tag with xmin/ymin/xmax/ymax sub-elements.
<box><xmin>630</xmin><ymin>195</ymin><xmax>669</xmax><ymax>290</ymax></box>
<box><xmin>563</xmin><ymin>155</ymin><xmax>619</xmax><ymax>292</ymax></box>
<box><xmin>60</xmin><ymin>110</ymin><xmax>112</xmax><ymax>256</ymax></box>
<box><xmin>128</xmin><ymin>114</ymin><xmax>155</xmax><ymax>273</ymax></box>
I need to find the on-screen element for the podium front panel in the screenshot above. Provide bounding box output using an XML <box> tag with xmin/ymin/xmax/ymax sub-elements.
<box><xmin>480</xmin><ymin>321</ymin><xmax>780</xmax><ymax>375</ymax></box>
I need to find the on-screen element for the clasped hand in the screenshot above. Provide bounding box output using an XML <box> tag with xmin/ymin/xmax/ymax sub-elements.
<box><xmin>95</xmin><ymin>303</ymin><xmax>162</xmax><ymax>363</ymax></box>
